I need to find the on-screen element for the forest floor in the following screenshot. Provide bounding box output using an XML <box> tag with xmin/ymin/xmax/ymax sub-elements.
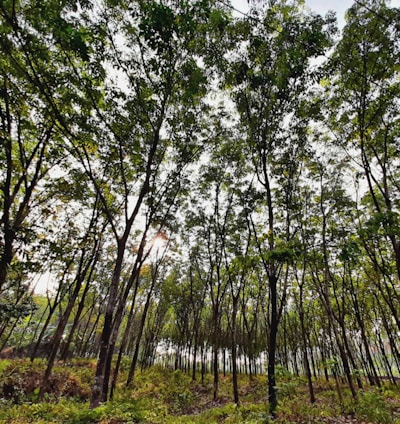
<box><xmin>0</xmin><ymin>358</ymin><xmax>399</xmax><ymax>423</ymax></box>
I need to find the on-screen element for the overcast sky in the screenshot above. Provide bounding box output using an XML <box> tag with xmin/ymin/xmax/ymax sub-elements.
<box><xmin>305</xmin><ymin>0</ymin><xmax>358</xmax><ymax>27</ymax></box>
<box><xmin>231</xmin><ymin>0</ymin><xmax>400</xmax><ymax>28</ymax></box>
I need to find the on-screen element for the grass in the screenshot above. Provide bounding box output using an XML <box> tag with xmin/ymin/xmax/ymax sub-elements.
<box><xmin>0</xmin><ymin>359</ymin><xmax>399</xmax><ymax>423</ymax></box>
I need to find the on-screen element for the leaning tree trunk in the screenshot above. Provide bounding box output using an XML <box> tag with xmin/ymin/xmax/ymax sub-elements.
<box><xmin>90</xmin><ymin>241</ymin><xmax>125</xmax><ymax>408</ymax></box>
<box><xmin>39</xmin><ymin>244</ymin><xmax>99</xmax><ymax>400</ymax></box>
<box><xmin>110</xmin><ymin>280</ymin><xmax>140</xmax><ymax>399</ymax></box>
<box><xmin>126</xmin><ymin>275</ymin><xmax>157</xmax><ymax>387</ymax></box>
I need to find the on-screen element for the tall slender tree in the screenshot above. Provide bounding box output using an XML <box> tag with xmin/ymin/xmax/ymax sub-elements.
<box><xmin>223</xmin><ymin>1</ymin><xmax>334</xmax><ymax>416</ymax></box>
<box><xmin>329</xmin><ymin>0</ymin><xmax>400</xmax><ymax>278</ymax></box>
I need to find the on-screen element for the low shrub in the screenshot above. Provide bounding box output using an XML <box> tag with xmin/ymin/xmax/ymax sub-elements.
<box><xmin>0</xmin><ymin>360</ymin><xmax>90</xmax><ymax>403</ymax></box>
<box><xmin>355</xmin><ymin>389</ymin><xmax>393</xmax><ymax>424</ymax></box>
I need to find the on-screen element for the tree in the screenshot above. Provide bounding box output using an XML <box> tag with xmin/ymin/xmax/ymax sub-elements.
<box><xmin>329</xmin><ymin>0</ymin><xmax>400</xmax><ymax>279</ymax></box>
<box><xmin>0</xmin><ymin>0</ymin><xmax>58</xmax><ymax>309</ymax></box>
<box><xmin>86</xmin><ymin>0</ymin><xmax>215</xmax><ymax>407</ymax></box>
<box><xmin>0</xmin><ymin>0</ymin><xmax>106</xmax><ymax>346</ymax></box>
<box><xmin>223</xmin><ymin>1</ymin><xmax>334</xmax><ymax>416</ymax></box>
<box><xmin>306</xmin><ymin>154</ymin><xmax>359</xmax><ymax>400</ymax></box>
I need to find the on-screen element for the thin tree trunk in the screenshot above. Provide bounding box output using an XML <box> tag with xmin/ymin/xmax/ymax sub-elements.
<box><xmin>90</xmin><ymin>241</ymin><xmax>125</xmax><ymax>408</ymax></box>
<box><xmin>268</xmin><ymin>273</ymin><xmax>278</xmax><ymax>418</ymax></box>
<box><xmin>231</xmin><ymin>300</ymin><xmax>239</xmax><ymax>405</ymax></box>
<box><xmin>126</xmin><ymin>275</ymin><xmax>157</xmax><ymax>387</ymax></box>
<box><xmin>299</xmin><ymin>284</ymin><xmax>315</xmax><ymax>403</ymax></box>
<box><xmin>110</xmin><ymin>279</ymin><xmax>140</xmax><ymax>399</ymax></box>
<box><xmin>212</xmin><ymin>310</ymin><xmax>219</xmax><ymax>401</ymax></box>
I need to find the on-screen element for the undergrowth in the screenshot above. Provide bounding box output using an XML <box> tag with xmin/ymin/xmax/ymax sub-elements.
<box><xmin>0</xmin><ymin>359</ymin><xmax>399</xmax><ymax>423</ymax></box>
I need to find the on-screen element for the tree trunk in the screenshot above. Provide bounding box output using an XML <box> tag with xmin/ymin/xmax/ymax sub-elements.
<box><xmin>126</xmin><ymin>278</ymin><xmax>156</xmax><ymax>387</ymax></box>
<box><xmin>268</xmin><ymin>273</ymin><xmax>278</xmax><ymax>418</ymax></box>
<box><xmin>90</xmin><ymin>241</ymin><xmax>125</xmax><ymax>408</ymax></box>
<box><xmin>110</xmin><ymin>282</ymin><xmax>140</xmax><ymax>399</ymax></box>
<box><xmin>231</xmin><ymin>300</ymin><xmax>239</xmax><ymax>405</ymax></box>
<box><xmin>59</xmin><ymin>278</ymin><xmax>92</xmax><ymax>361</ymax></box>
<box><xmin>212</xmin><ymin>305</ymin><xmax>220</xmax><ymax>401</ymax></box>
<box><xmin>299</xmin><ymin>284</ymin><xmax>315</xmax><ymax>403</ymax></box>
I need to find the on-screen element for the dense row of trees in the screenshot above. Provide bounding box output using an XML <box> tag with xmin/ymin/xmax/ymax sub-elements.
<box><xmin>1</xmin><ymin>0</ymin><xmax>399</xmax><ymax>418</ymax></box>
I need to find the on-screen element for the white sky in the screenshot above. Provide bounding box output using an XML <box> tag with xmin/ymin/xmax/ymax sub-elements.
<box><xmin>231</xmin><ymin>0</ymin><xmax>400</xmax><ymax>28</ymax></box>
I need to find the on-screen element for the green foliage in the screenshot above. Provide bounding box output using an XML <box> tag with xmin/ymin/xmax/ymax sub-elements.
<box><xmin>1</xmin><ymin>362</ymin><xmax>399</xmax><ymax>423</ymax></box>
<box><xmin>0</xmin><ymin>398</ymin><xmax>142</xmax><ymax>423</ymax></box>
<box><xmin>185</xmin><ymin>402</ymin><xmax>267</xmax><ymax>424</ymax></box>
<box><xmin>355</xmin><ymin>390</ymin><xmax>393</xmax><ymax>424</ymax></box>
<box><xmin>276</xmin><ymin>398</ymin><xmax>337</xmax><ymax>423</ymax></box>
<box><xmin>0</xmin><ymin>297</ymin><xmax>36</xmax><ymax>321</ymax></box>
<box><xmin>139</xmin><ymin>2</ymin><xmax>176</xmax><ymax>52</ymax></box>
<box><xmin>130</xmin><ymin>367</ymin><xmax>194</xmax><ymax>415</ymax></box>
<box><xmin>264</xmin><ymin>247</ymin><xmax>294</xmax><ymax>264</ymax></box>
